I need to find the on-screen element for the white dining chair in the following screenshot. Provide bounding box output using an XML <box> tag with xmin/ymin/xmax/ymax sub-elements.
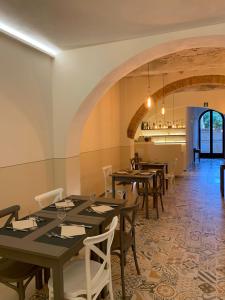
<box><xmin>102</xmin><ymin>165</ymin><xmax>126</xmax><ymax>199</ymax></box>
<box><xmin>48</xmin><ymin>216</ymin><xmax>118</xmax><ymax>300</ymax></box>
<box><xmin>34</xmin><ymin>188</ymin><xmax>64</xmax><ymax>209</ymax></box>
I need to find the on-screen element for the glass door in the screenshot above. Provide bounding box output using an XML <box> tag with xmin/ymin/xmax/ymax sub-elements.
<box><xmin>199</xmin><ymin>110</ymin><xmax>224</xmax><ymax>158</ymax></box>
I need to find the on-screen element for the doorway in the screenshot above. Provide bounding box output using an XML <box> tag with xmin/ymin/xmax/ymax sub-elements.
<box><xmin>199</xmin><ymin>109</ymin><xmax>224</xmax><ymax>158</ymax></box>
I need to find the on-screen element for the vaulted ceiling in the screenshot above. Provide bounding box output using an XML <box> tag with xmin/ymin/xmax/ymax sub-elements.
<box><xmin>1</xmin><ymin>1</ymin><xmax>225</xmax><ymax>49</ymax></box>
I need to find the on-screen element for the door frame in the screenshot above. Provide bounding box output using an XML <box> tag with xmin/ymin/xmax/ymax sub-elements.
<box><xmin>198</xmin><ymin>109</ymin><xmax>225</xmax><ymax>158</ymax></box>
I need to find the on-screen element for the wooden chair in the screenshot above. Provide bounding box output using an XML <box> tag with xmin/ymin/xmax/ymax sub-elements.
<box><xmin>34</xmin><ymin>188</ymin><xmax>64</xmax><ymax>209</ymax></box>
<box><xmin>0</xmin><ymin>205</ymin><xmax>42</xmax><ymax>300</ymax></box>
<box><xmin>111</xmin><ymin>204</ymin><xmax>140</xmax><ymax>299</ymax></box>
<box><xmin>48</xmin><ymin>216</ymin><xmax>118</xmax><ymax>300</ymax></box>
<box><xmin>136</xmin><ymin>170</ymin><xmax>164</xmax><ymax>218</ymax></box>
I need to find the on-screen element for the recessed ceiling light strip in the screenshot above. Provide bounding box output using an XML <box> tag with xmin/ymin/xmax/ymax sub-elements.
<box><xmin>0</xmin><ymin>22</ymin><xmax>59</xmax><ymax>57</ymax></box>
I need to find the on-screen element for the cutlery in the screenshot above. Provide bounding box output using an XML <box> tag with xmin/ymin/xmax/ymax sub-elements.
<box><xmin>58</xmin><ymin>223</ymin><xmax>92</xmax><ymax>229</ymax></box>
<box><xmin>47</xmin><ymin>232</ymin><xmax>72</xmax><ymax>239</ymax></box>
<box><xmin>6</xmin><ymin>226</ymin><xmax>28</xmax><ymax>232</ymax></box>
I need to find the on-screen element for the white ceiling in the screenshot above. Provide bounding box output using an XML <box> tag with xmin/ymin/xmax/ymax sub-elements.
<box><xmin>1</xmin><ymin>0</ymin><xmax>225</xmax><ymax>50</ymax></box>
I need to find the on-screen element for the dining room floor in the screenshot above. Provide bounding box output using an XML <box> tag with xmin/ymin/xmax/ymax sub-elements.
<box><xmin>110</xmin><ymin>159</ymin><xmax>225</xmax><ymax>299</ymax></box>
<box><xmin>2</xmin><ymin>159</ymin><xmax>225</xmax><ymax>300</ymax></box>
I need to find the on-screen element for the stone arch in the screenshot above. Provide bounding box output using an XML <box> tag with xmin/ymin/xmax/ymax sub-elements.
<box><xmin>127</xmin><ymin>75</ymin><xmax>225</xmax><ymax>139</ymax></box>
<box><xmin>66</xmin><ymin>35</ymin><xmax>225</xmax><ymax>156</ymax></box>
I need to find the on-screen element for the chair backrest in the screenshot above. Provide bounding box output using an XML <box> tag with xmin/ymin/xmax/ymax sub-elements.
<box><xmin>0</xmin><ymin>205</ymin><xmax>20</xmax><ymax>226</ymax></box>
<box><xmin>102</xmin><ymin>165</ymin><xmax>113</xmax><ymax>193</ymax></box>
<box><xmin>130</xmin><ymin>158</ymin><xmax>136</xmax><ymax>170</ymax></box>
<box><xmin>155</xmin><ymin>170</ymin><xmax>164</xmax><ymax>191</ymax></box>
<box><xmin>83</xmin><ymin>216</ymin><xmax>118</xmax><ymax>299</ymax></box>
<box><xmin>34</xmin><ymin>188</ymin><xmax>64</xmax><ymax>209</ymax></box>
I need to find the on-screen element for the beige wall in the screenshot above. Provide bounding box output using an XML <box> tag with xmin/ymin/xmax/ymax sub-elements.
<box><xmin>0</xmin><ymin>34</ymin><xmax>54</xmax><ymax>215</ymax></box>
<box><xmin>80</xmin><ymin>83</ymin><xmax>125</xmax><ymax>195</ymax></box>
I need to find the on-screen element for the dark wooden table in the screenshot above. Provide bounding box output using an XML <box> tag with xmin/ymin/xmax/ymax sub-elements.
<box><xmin>138</xmin><ymin>161</ymin><xmax>168</xmax><ymax>192</ymax></box>
<box><xmin>0</xmin><ymin>195</ymin><xmax>124</xmax><ymax>300</ymax></box>
<box><xmin>111</xmin><ymin>170</ymin><xmax>155</xmax><ymax>219</ymax></box>
<box><xmin>220</xmin><ymin>165</ymin><xmax>225</xmax><ymax>197</ymax></box>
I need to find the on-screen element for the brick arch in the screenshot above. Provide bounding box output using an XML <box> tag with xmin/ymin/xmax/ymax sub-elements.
<box><xmin>127</xmin><ymin>74</ymin><xmax>225</xmax><ymax>139</ymax></box>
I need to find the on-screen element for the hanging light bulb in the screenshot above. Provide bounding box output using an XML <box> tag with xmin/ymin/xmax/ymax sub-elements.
<box><xmin>161</xmin><ymin>73</ymin><xmax>166</xmax><ymax>115</ymax></box>
<box><xmin>146</xmin><ymin>62</ymin><xmax>152</xmax><ymax>109</ymax></box>
<box><xmin>147</xmin><ymin>96</ymin><xmax>151</xmax><ymax>108</ymax></box>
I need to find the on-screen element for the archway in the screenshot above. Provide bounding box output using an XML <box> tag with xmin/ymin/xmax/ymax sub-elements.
<box><xmin>127</xmin><ymin>75</ymin><xmax>225</xmax><ymax>139</ymax></box>
<box><xmin>199</xmin><ymin>109</ymin><xmax>224</xmax><ymax>158</ymax></box>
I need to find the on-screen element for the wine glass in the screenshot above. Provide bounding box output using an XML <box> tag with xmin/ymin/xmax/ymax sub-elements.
<box><xmin>89</xmin><ymin>193</ymin><xmax>96</xmax><ymax>205</ymax></box>
<box><xmin>57</xmin><ymin>208</ymin><xmax>67</xmax><ymax>223</ymax></box>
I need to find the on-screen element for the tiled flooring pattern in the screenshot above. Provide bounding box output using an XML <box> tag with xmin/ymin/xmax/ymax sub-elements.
<box><xmin>30</xmin><ymin>159</ymin><xmax>225</xmax><ymax>299</ymax></box>
<box><xmin>111</xmin><ymin>159</ymin><xmax>225</xmax><ymax>299</ymax></box>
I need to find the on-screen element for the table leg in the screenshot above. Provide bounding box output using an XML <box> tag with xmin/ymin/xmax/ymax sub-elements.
<box><xmin>165</xmin><ymin>164</ymin><xmax>168</xmax><ymax>190</ymax></box>
<box><xmin>162</xmin><ymin>168</ymin><xmax>165</xmax><ymax>195</ymax></box>
<box><xmin>52</xmin><ymin>263</ymin><xmax>64</xmax><ymax>300</ymax></box>
<box><xmin>144</xmin><ymin>180</ymin><xmax>149</xmax><ymax>219</ymax></box>
<box><xmin>112</xmin><ymin>177</ymin><xmax>116</xmax><ymax>198</ymax></box>
<box><xmin>152</xmin><ymin>174</ymin><xmax>158</xmax><ymax>218</ymax></box>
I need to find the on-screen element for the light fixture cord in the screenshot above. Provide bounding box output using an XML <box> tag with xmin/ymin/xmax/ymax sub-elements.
<box><xmin>173</xmin><ymin>93</ymin><xmax>175</xmax><ymax>125</ymax></box>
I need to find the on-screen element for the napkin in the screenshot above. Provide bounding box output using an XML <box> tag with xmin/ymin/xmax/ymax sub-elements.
<box><xmin>61</xmin><ymin>225</ymin><xmax>85</xmax><ymax>237</ymax></box>
<box><xmin>55</xmin><ymin>200</ymin><xmax>75</xmax><ymax>208</ymax></box>
<box><xmin>91</xmin><ymin>205</ymin><xmax>114</xmax><ymax>213</ymax></box>
<box><xmin>12</xmin><ymin>219</ymin><xmax>37</xmax><ymax>230</ymax></box>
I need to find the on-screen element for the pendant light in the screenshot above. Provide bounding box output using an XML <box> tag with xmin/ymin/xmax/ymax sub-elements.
<box><xmin>146</xmin><ymin>63</ymin><xmax>152</xmax><ymax>109</ymax></box>
<box><xmin>172</xmin><ymin>93</ymin><xmax>175</xmax><ymax>128</ymax></box>
<box><xmin>161</xmin><ymin>74</ymin><xmax>165</xmax><ymax>115</ymax></box>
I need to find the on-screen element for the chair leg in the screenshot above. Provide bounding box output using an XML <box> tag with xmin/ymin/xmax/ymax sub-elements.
<box><xmin>17</xmin><ymin>281</ymin><xmax>25</xmax><ymax>300</ymax></box>
<box><xmin>108</xmin><ymin>278</ymin><xmax>114</xmax><ymax>300</ymax></box>
<box><xmin>35</xmin><ymin>269</ymin><xmax>43</xmax><ymax>290</ymax></box>
<box><xmin>155</xmin><ymin>196</ymin><xmax>159</xmax><ymax>219</ymax></box>
<box><xmin>132</xmin><ymin>244</ymin><xmax>140</xmax><ymax>275</ymax></box>
<box><xmin>120</xmin><ymin>253</ymin><xmax>126</xmax><ymax>299</ymax></box>
<box><xmin>160</xmin><ymin>193</ymin><xmax>164</xmax><ymax>212</ymax></box>
<box><xmin>44</xmin><ymin>267</ymin><xmax>50</xmax><ymax>284</ymax></box>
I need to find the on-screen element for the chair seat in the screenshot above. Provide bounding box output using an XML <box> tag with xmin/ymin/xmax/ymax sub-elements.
<box><xmin>111</xmin><ymin>230</ymin><xmax>132</xmax><ymax>252</ymax></box>
<box><xmin>48</xmin><ymin>259</ymin><xmax>108</xmax><ymax>298</ymax></box>
<box><xmin>0</xmin><ymin>258</ymin><xmax>39</xmax><ymax>282</ymax></box>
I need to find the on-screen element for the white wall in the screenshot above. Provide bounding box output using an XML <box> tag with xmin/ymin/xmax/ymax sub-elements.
<box><xmin>0</xmin><ymin>33</ymin><xmax>54</xmax><ymax>215</ymax></box>
<box><xmin>0</xmin><ymin>34</ymin><xmax>53</xmax><ymax>166</ymax></box>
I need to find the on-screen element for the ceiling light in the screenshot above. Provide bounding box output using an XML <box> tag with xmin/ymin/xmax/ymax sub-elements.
<box><xmin>0</xmin><ymin>22</ymin><xmax>59</xmax><ymax>57</ymax></box>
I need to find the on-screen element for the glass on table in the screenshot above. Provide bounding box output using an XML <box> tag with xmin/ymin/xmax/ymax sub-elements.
<box><xmin>89</xmin><ymin>193</ymin><xmax>96</xmax><ymax>204</ymax></box>
<box><xmin>57</xmin><ymin>208</ymin><xmax>67</xmax><ymax>222</ymax></box>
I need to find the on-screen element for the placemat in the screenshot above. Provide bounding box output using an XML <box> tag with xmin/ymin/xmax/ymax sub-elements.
<box><xmin>43</xmin><ymin>198</ymin><xmax>87</xmax><ymax>212</ymax></box>
<box><xmin>0</xmin><ymin>216</ymin><xmax>53</xmax><ymax>238</ymax></box>
<box><xmin>78</xmin><ymin>203</ymin><xmax>117</xmax><ymax>218</ymax></box>
<box><xmin>35</xmin><ymin>221</ymin><xmax>93</xmax><ymax>248</ymax></box>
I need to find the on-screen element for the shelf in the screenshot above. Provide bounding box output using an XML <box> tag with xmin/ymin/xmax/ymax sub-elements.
<box><xmin>144</xmin><ymin>134</ymin><xmax>186</xmax><ymax>137</ymax></box>
<box><xmin>141</xmin><ymin>127</ymin><xmax>186</xmax><ymax>130</ymax></box>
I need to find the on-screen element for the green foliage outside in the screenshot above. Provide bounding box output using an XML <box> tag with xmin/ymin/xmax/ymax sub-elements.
<box><xmin>201</xmin><ymin>111</ymin><xmax>222</xmax><ymax>129</ymax></box>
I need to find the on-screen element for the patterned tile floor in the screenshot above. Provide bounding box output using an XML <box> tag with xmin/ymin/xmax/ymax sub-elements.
<box><xmin>32</xmin><ymin>159</ymin><xmax>225</xmax><ymax>299</ymax></box>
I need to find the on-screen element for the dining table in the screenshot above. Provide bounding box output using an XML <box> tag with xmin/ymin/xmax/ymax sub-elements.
<box><xmin>138</xmin><ymin>161</ymin><xmax>168</xmax><ymax>193</ymax></box>
<box><xmin>0</xmin><ymin>195</ymin><xmax>124</xmax><ymax>300</ymax></box>
<box><xmin>111</xmin><ymin>169</ymin><xmax>157</xmax><ymax>219</ymax></box>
